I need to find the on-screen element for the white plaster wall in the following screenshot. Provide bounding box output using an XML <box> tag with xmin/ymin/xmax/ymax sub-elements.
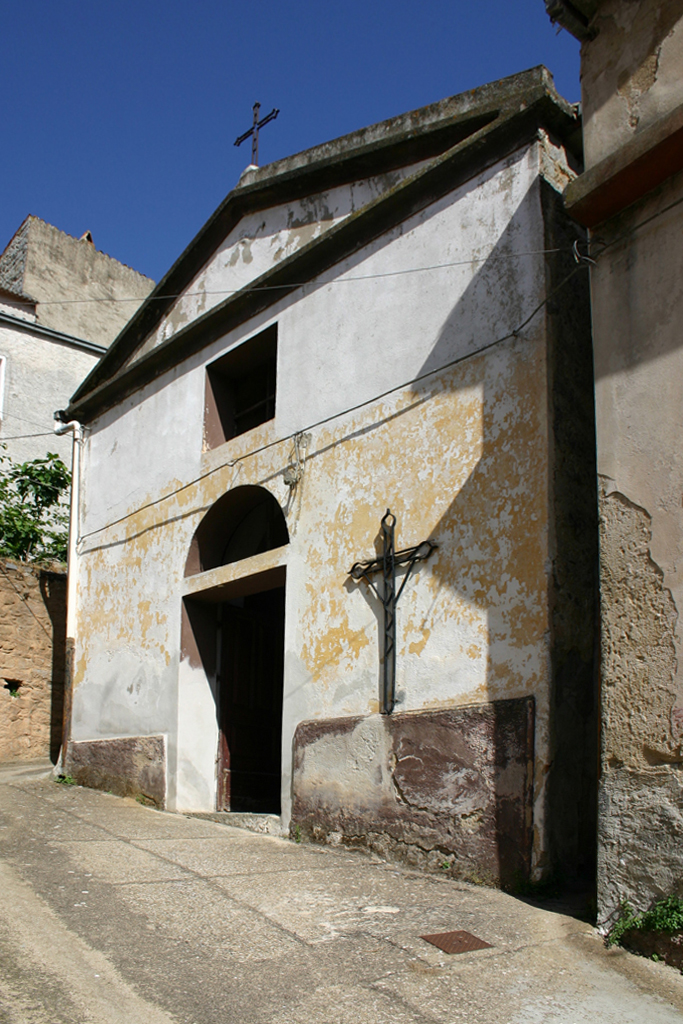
<box><xmin>0</xmin><ymin>323</ymin><xmax>99</xmax><ymax>465</ymax></box>
<box><xmin>73</xmin><ymin>142</ymin><xmax>554</xmax><ymax>841</ymax></box>
<box><xmin>132</xmin><ymin>163</ymin><xmax>431</xmax><ymax>364</ymax></box>
<box><xmin>174</xmin><ymin>659</ymin><xmax>218</xmax><ymax>811</ymax></box>
<box><xmin>275</xmin><ymin>150</ymin><xmax>541</xmax><ymax>438</ymax></box>
<box><xmin>79</xmin><ymin>361</ymin><xmax>204</xmax><ymax>537</ymax></box>
<box><xmin>81</xmin><ymin>146</ymin><xmax>541</xmax><ymax>539</ymax></box>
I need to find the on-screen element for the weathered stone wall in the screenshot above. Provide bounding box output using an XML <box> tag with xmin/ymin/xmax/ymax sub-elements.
<box><xmin>560</xmin><ymin>0</ymin><xmax>683</xmax><ymax>925</ymax></box>
<box><xmin>587</xmin><ymin>170</ymin><xmax>683</xmax><ymax>923</ymax></box>
<box><xmin>0</xmin><ymin>219</ymin><xmax>29</xmax><ymax>298</ymax></box>
<box><xmin>599</xmin><ymin>485</ymin><xmax>679</xmax><ymax>769</ymax></box>
<box><xmin>0</xmin><ymin>216</ymin><xmax>154</xmax><ymax>348</ymax></box>
<box><xmin>597</xmin><ymin>481</ymin><xmax>683</xmax><ymax>920</ymax></box>
<box><xmin>0</xmin><ymin>560</ymin><xmax>66</xmax><ymax>763</ymax></box>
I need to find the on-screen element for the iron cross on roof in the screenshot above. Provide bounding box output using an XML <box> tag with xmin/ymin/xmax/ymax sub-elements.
<box><xmin>234</xmin><ymin>102</ymin><xmax>280</xmax><ymax>167</ymax></box>
<box><xmin>349</xmin><ymin>510</ymin><xmax>436</xmax><ymax>715</ymax></box>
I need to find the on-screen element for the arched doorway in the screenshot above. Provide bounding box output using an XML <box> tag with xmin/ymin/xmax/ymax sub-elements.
<box><xmin>183</xmin><ymin>486</ymin><xmax>288</xmax><ymax>813</ymax></box>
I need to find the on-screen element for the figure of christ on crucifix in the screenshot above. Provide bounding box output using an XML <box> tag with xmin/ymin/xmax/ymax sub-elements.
<box><xmin>349</xmin><ymin>510</ymin><xmax>436</xmax><ymax>715</ymax></box>
<box><xmin>234</xmin><ymin>102</ymin><xmax>280</xmax><ymax>167</ymax></box>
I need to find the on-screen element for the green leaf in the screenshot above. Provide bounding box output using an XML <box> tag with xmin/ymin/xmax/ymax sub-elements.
<box><xmin>0</xmin><ymin>450</ymin><xmax>71</xmax><ymax>563</ymax></box>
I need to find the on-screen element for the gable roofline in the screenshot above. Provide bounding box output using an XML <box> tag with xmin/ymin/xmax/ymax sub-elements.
<box><xmin>0</xmin><ymin>284</ymin><xmax>36</xmax><ymax>307</ymax></box>
<box><xmin>65</xmin><ymin>66</ymin><xmax>580</xmax><ymax>423</ymax></box>
<box><xmin>0</xmin><ymin>308</ymin><xmax>107</xmax><ymax>356</ymax></box>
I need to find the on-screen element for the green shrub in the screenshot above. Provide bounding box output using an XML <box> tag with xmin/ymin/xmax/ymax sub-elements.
<box><xmin>0</xmin><ymin>449</ymin><xmax>70</xmax><ymax>562</ymax></box>
<box><xmin>607</xmin><ymin>901</ymin><xmax>642</xmax><ymax>946</ymax></box>
<box><xmin>641</xmin><ymin>896</ymin><xmax>683</xmax><ymax>934</ymax></box>
<box><xmin>608</xmin><ymin>895</ymin><xmax>683</xmax><ymax>946</ymax></box>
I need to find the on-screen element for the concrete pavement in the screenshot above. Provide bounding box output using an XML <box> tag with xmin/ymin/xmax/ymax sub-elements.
<box><xmin>1</xmin><ymin>762</ymin><xmax>683</xmax><ymax>1024</ymax></box>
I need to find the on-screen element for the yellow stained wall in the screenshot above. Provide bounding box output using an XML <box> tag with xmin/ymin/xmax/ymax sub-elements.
<box><xmin>70</xmin><ymin>143</ymin><xmax>561</xmax><ymax>868</ymax></box>
<box><xmin>71</xmin><ymin>321</ymin><xmax>551</xmax><ymax>859</ymax></box>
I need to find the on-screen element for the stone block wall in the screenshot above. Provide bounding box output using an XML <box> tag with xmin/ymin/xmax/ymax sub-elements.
<box><xmin>0</xmin><ymin>560</ymin><xmax>66</xmax><ymax>763</ymax></box>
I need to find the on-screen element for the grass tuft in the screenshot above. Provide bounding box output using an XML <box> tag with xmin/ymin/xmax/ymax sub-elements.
<box><xmin>54</xmin><ymin>774</ymin><xmax>76</xmax><ymax>786</ymax></box>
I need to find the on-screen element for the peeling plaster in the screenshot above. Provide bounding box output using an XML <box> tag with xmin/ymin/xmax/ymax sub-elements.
<box><xmin>599</xmin><ymin>480</ymin><xmax>681</xmax><ymax>768</ymax></box>
<box><xmin>129</xmin><ymin>163</ymin><xmax>430</xmax><ymax>367</ymax></box>
<box><xmin>70</xmin><ymin>140</ymin><xmax>585</xmax><ymax>880</ymax></box>
<box><xmin>581</xmin><ymin>0</ymin><xmax>683</xmax><ymax>166</ymax></box>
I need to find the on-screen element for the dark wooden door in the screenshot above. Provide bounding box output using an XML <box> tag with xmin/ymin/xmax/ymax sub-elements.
<box><xmin>217</xmin><ymin>587</ymin><xmax>285</xmax><ymax>813</ymax></box>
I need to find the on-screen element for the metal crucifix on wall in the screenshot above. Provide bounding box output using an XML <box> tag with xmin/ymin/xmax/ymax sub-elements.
<box><xmin>348</xmin><ymin>510</ymin><xmax>437</xmax><ymax>716</ymax></box>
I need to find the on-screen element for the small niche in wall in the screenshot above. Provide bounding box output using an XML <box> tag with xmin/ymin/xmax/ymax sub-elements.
<box><xmin>3</xmin><ymin>679</ymin><xmax>22</xmax><ymax>696</ymax></box>
<box><xmin>204</xmin><ymin>325</ymin><xmax>277</xmax><ymax>449</ymax></box>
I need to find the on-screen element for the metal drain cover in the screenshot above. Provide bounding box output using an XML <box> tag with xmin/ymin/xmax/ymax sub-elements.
<box><xmin>420</xmin><ymin>929</ymin><xmax>492</xmax><ymax>954</ymax></box>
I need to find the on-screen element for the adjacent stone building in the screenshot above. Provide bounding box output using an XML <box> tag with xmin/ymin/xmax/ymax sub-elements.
<box><xmin>0</xmin><ymin>559</ymin><xmax>66</xmax><ymax>764</ymax></box>
<box><xmin>545</xmin><ymin>0</ymin><xmax>683</xmax><ymax>922</ymax></box>
<box><xmin>58</xmin><ymin>68</ymin><xmax>599</xmax><ymax>888</ymax></box>
<box><xmin>0</xmin><ymin>217</ymin><xmax>154</xmax><ymax>464</ymax></box>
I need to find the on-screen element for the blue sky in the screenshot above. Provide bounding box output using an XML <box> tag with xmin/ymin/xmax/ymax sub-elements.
<box><xmin>0</xmin><ymin>2</ymin><xmax>579</xmax><ymax>283</ymax></box>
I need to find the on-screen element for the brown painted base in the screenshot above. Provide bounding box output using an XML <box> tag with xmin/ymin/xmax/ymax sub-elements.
<box><xmin>291</xmin><ymin>698</ymin><xmax>534</xmax><ymax>886</ymax></box>
<box><xmin>66</xmin><ymin>735</ymin><xmax>166</xmax><ymax>808</ymax></box>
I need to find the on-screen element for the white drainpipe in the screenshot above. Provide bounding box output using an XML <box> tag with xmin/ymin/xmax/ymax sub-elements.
<box><xmin>53</xmin><ymin>419</ymin><xmax>83</xmax><ymax>772</ymax></box>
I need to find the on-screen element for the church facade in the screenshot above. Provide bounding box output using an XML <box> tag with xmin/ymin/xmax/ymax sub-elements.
<box><xmin>60</xmin><ymin>67</ymin><xmax>597</xmax><ymax>887</ymax></box>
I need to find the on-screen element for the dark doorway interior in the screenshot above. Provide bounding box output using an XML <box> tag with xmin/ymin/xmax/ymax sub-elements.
<box><xmin>217</xmin><ymin>586</ymin><xmax>285</xmax><ymax>813</ymax></box>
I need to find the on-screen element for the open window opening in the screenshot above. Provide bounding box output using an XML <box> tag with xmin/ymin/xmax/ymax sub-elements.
<box><xmin>204</xmin><ymin>324</ymin><xmax>277</xmax><ymax>449</ymax></box>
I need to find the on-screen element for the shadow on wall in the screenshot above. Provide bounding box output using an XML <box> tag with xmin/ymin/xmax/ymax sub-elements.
<box><xmin>177</xmin><ymin>176</ymin><xmax>598</xmax><ymax>889</ymax></box>
<box><xmin>411</xmin><ymin>180</ymin><xmax>597</xmax><ymax>887</ymax></box>
<box><xmin>39</xmin><ymin>570</ymin><xmax>67</xmax><ymax>765</ymax></box>
<box><xmin>339</xmin><ymin>181</ymin><xmax>598</xmax><ymax>887</ymax></box>
<box><xmin>591</xmin><ymin>188</ymin><xmax>683</xmax><ymax>380</ymax></box>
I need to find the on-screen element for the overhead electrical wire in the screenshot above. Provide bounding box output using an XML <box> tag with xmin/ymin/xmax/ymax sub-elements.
<box><xmin>3</xmin><ymin>184</ymin><xmax>678</xmax><ymax>314</ymax></box>
<box><xmin>3</xmin><ymin>247</ymin><xmax>568</xmax><ymax>307</ymax></box>
<box><xmin>3</xmin><ymin>409</ymin><xmax>60</xmax><ymax>431</ymax></box>
<box><xmin>4</xmin><ymin>173</ymin><xmax>679</xmax><ymax>552</ymax></box>
<box><xmin>0</xmin><ymin>431</ymin><xmax>58</xmax><ymax>441</ymax></box>
<box><xmin>77</xmin><ymin>259</ymin><xmax>587</xmax><ymax>551</ymax></box>
<box><xmin>588</xmin><ymin>191</ymin><xmax>683</xmax><ymax>261</ymax></box>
